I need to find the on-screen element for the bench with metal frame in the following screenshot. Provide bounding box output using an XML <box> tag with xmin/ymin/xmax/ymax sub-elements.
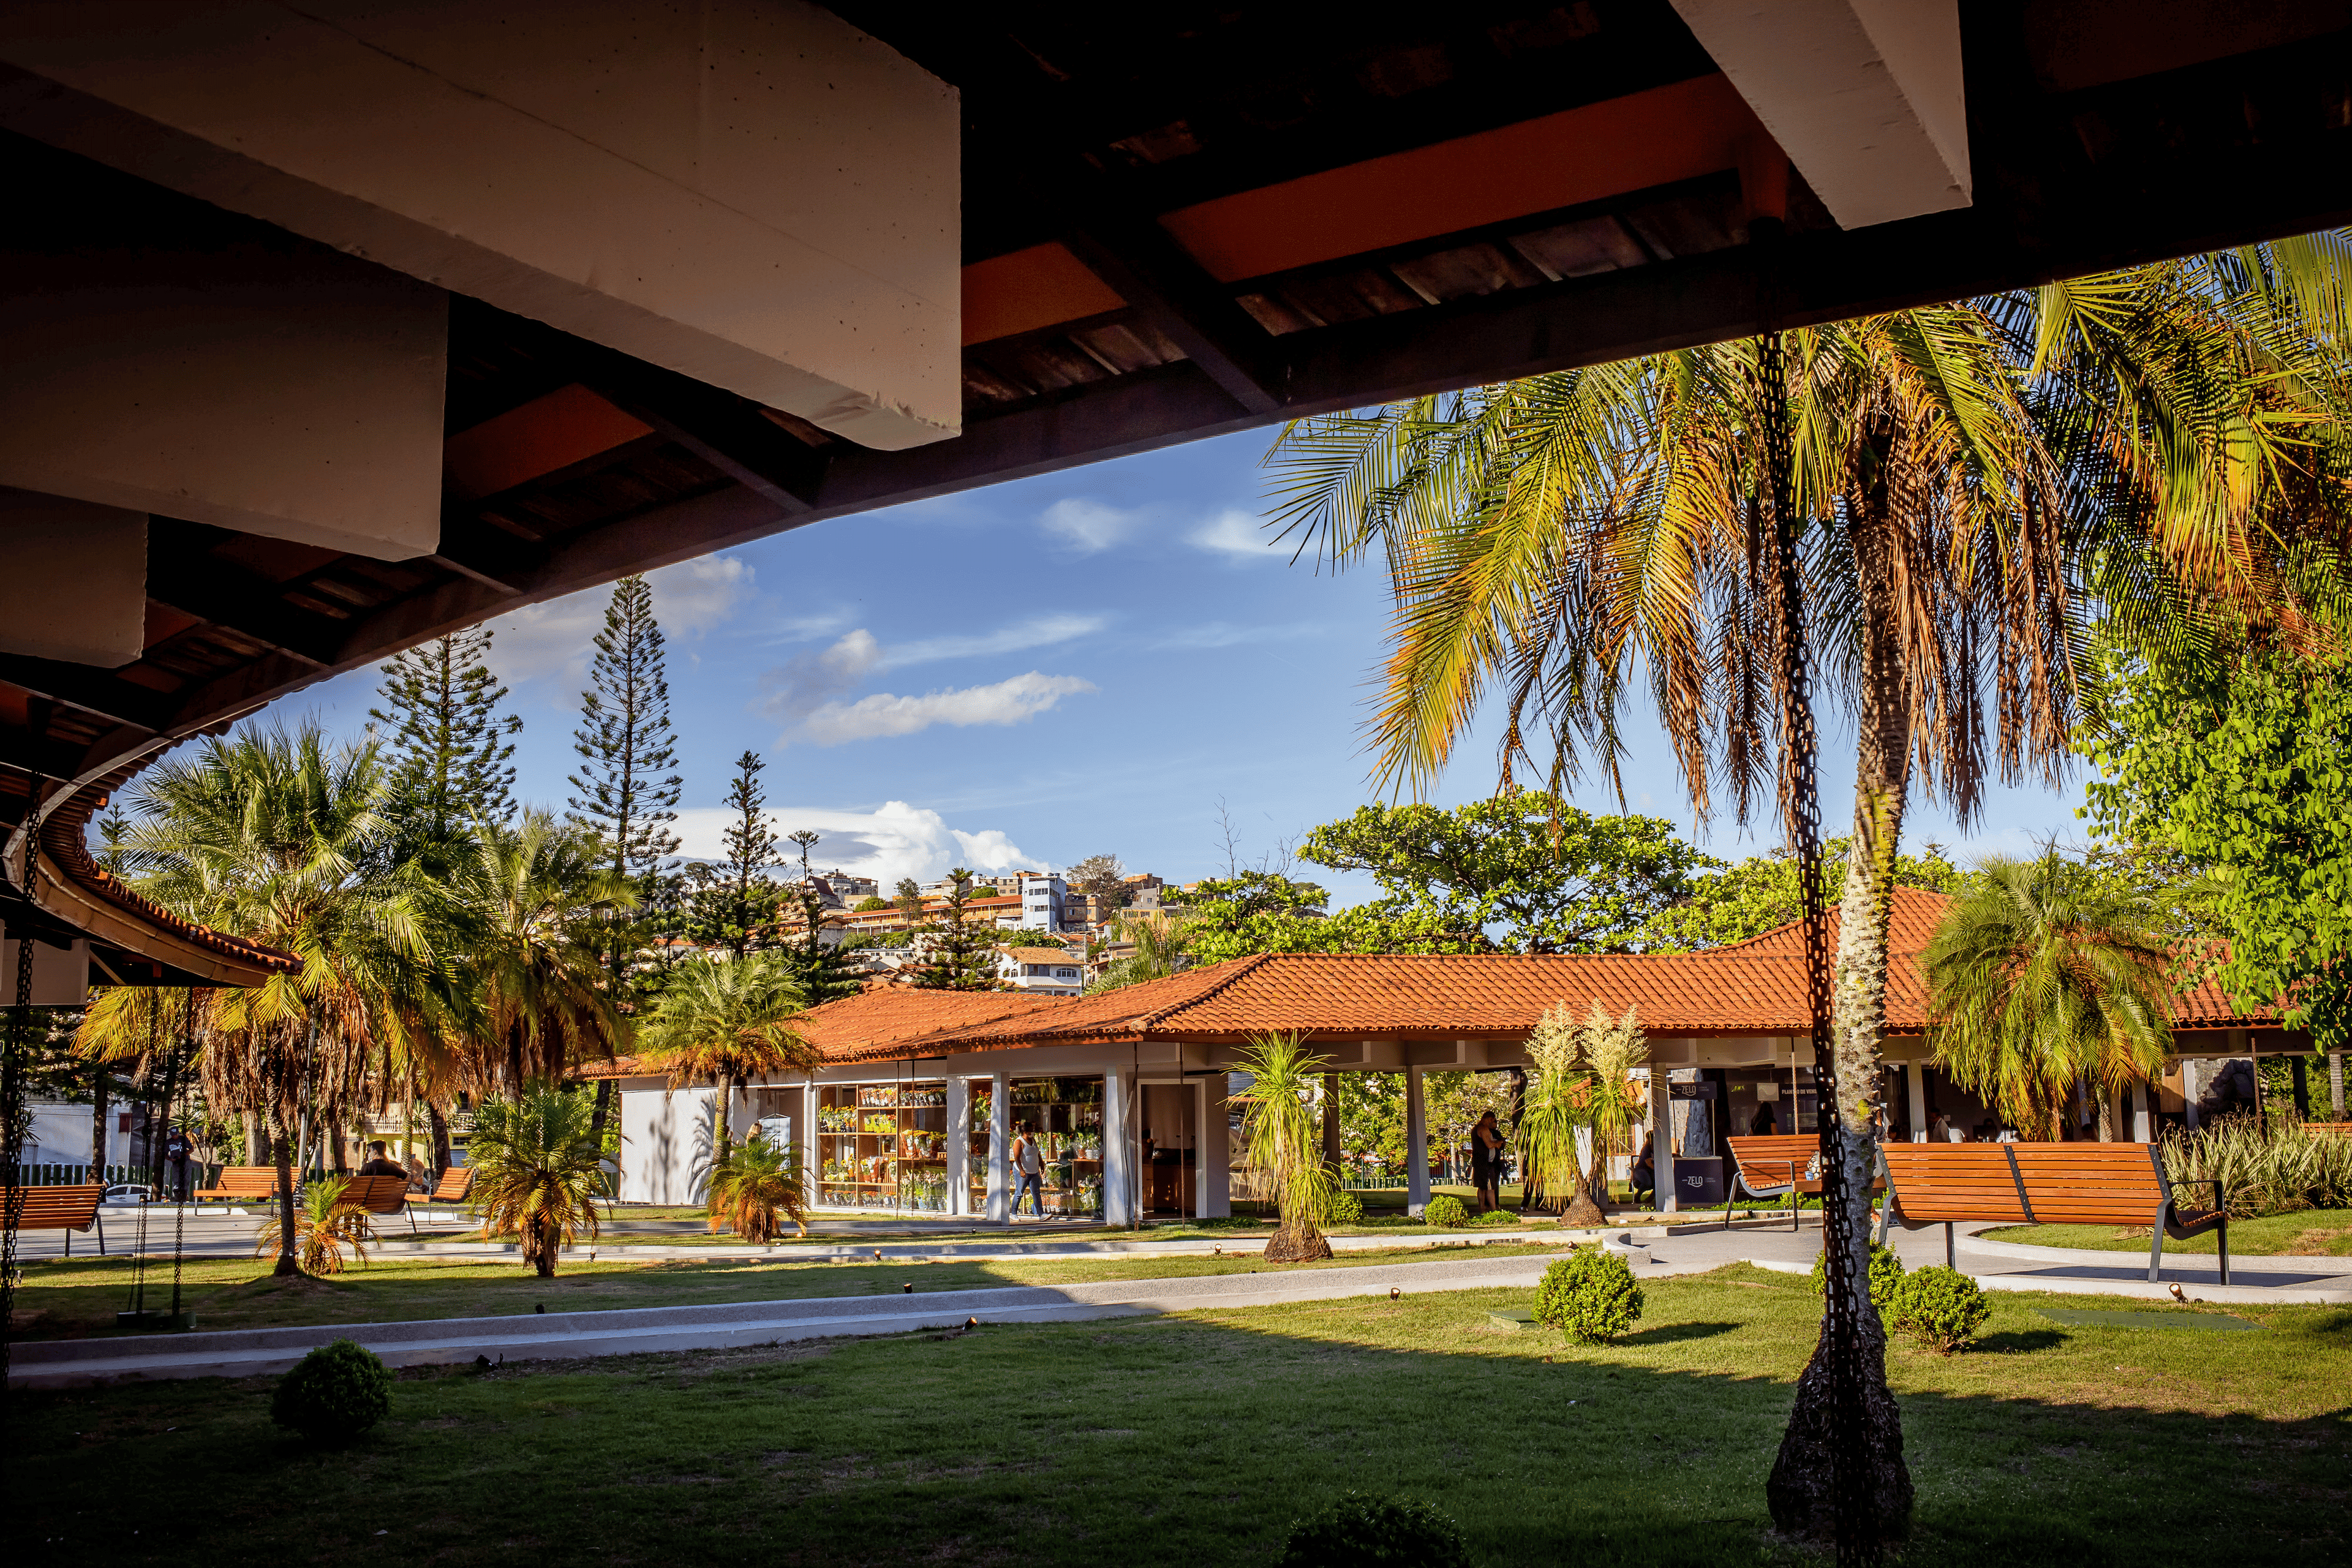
<box><xmin>335</xmin><ymin>1173</ymin><xmax>419</xmax><ymax>1233</ymax></box>
<box><xmin>1876</xmin><ymin>1141</ymin><xmax>2228</xmax><ymax>1283</ymax></box>
<box><xmin>192</xmin><ymin>1166</ymin><xmax>282</xmax><ymax>1205</ymax></box>
<box><xmin>4</xmin><ymin>1183</ymin><xmax>107</xmax><ymax>1254</ymax></box>
<box><xmin>1723</xmin><ymin>1134</ymin><xmax>1820</xmax><ymax>1231</ymax></box>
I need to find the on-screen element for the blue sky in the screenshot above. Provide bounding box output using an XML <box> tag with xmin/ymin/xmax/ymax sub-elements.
<box><xmin>279</xmin><ymin>427</ymin><xmax>2090</xmax><ymax>907</ymax></box>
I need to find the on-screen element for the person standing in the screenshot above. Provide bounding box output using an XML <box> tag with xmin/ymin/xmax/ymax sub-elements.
<box><xmin>1011</xmin><ymin>1125</ymin><xmax>1045</xmax><ymax>1220</ymax></box>
<box><xmin>1471</xmin><ymin>1110</ymin><xmax>1506</xmax><ymax>1213</ymax></box>
<box><xmin>162</xmin><ymin>1125</ymin><xmax>194</xmax><ymax>1203</ymax></box>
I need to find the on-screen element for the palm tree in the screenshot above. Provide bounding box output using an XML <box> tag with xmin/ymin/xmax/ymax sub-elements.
<box><xmin>467</xmin><ymin>1084</ymin><xmax>605</xmax><ymax>1277</ymax></box>
<box><xmin>1265</xmin><ymin>244</ymin><xmax>2352</xmax><ymax>1540</ymax></box>
<box><xmin>462</xmin><ymin>810</ymin><xmax>635</xmax><ymax>1095</ymax></box>
<box><xmin>707</xmin><ymin>1130</ymin><xmax>810</xmax><ymax>1240</ymax></box>
<box><xmin>636</xmin><ymin>952</ymin><xmax>817</xmax><ymax>1168</ymax></box>
<box><xmin>253</xmin><ymin>1175</ymin><xmax>375</xmax><ymax>1275</ymax></box>
<box><xmin>1521</xmin><ymin>1003</ymin><xmax>1649</xmax><ymax>1226</ymax></box>
<box><xmin>80</xmin><ymin>723</ymin><xmax>467</xmax><ymax>1275</ymax></box>
<box><xmin>1923</xmin><ymin>854</ymin><xmax>2173</xmax><ymax>1139</ymax></box>
<box><xmin>1088</xmin><ymin>910</ymin><xmax>1193</xmax><ymax>993</ymax></box>
<box><xmin>1227</xmin><ymin>1033</ymin><xmax>1337</xmax><ymax>1262</ymax></box>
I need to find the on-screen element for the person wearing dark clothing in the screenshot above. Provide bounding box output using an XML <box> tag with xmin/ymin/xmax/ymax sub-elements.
<box><xmin>163</xmin><ymin>1127</ymin><xmax>194</xmax><ymax>1202</ymax></box>
<box><xmin>1470</xmin><ymin>1112</ymin><xmax>1506</xmax><ymax>1212</ymax></box>
<box><xmin>1629</xmin><ymin>1131</ymin><xmax>1656</xmax><ymax>1205</ymax></box>
<box><xmin>357</xmin><ymin>1140</ymin><xmax>406</xmax><ymax>1178</ymax></box>
<box><xmin>1751</xmin><ymin>1102</ymin><xmax>1777</xmax><ymax>1137</ymax></box>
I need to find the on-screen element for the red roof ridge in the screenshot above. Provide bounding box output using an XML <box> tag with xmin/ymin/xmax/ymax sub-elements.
<box><xmin>1135</xmin><ymin>951</ymin><xmax>1276</xmax><ymax>1028</ymax></box>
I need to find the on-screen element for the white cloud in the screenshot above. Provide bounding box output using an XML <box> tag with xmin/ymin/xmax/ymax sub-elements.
<box><xmin>1039</xmin><ymin>497</ymin><xmax>1141</xmax><ymax>554</ymax></box>
<box><xmin>673</xmin><ymin>801</ymin><xmax>1044</xmax><ymax>886</ymax></box>
<box><xmin>883</xmin><ymin>614</ymin><xmax>1105</xmax><ymax>669</ymax></box>
<box><xmin>485</xmin><ymin>555</ymin><xmax>750</xmax><ymax>685</ymax></box>
<box><xmin>1148</xmin><ymin>620</ymin><xmax>1321</xmax><ymax>650</ymax></box>
<box><xmin>798</xmin><ymin>671</ymin><xmax>1095</xmax><ymax>745</ymax></box>
<box><xmin>1190</xmin><ymin>507</ymin><xmax>1284</xmax><ymax>561</ymax></box>
<box><xmin>759</xmin><ymin>610</ymin><xmax>854</xmax><ymax>646</ymax></box>
<box><xmin>760</xmin><ymin>628</ymin><xmax>884</xmax><ymax>720</ymax></box>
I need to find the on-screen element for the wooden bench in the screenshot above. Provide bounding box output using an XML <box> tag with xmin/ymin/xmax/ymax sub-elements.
<box><xmin>3</xmin><ymin>1183</ymin><xmax>107</xmax><ymax>1254</ymax></box>
<box><xmin>334</xmin><ymin>1174</ymin><xmax>417</xmax><ymax>1232</ymax></box>
<box><xmin>1724</xmin><ymin>1134</ymin><xmax>1822</xmax><ymax>1231</ymax></box>
<box><xmin>409</xmin><ymin>1166</ymin><xmax>475</xmax><ymax>1208</ymax></box>
<box><xmin>2307</xmin><ymin>1122</ymin><xmax>2352</xmax><ymax>1139</ymax></box>
<box><xmin>1877</xmin><ymin>1142</ymin><xmax>2228</xmax><ymax>1283</ymax></box>
<box><xmin>192</xmin><ymin>1166</ymin><xmax>282</xmax><ymax>1205</ymax></box>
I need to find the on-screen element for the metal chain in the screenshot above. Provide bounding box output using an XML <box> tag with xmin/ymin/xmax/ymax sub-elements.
<box><xmin>1761</xmin><ymin>328</ymin><xmax>1873</xmax><ymax>1565</ymax></box>
<box><xmin>1</xmin><ymin>796</ymin><xmax>38</xmax><ymax>1398</ymax></box>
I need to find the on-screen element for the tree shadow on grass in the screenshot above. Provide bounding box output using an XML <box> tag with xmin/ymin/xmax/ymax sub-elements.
<box><xmin>1972</xmin><ymin>1329</ymin><xmax>2067</xmax><ymax>1353</ymax></box>
<box><xmin>1614</xmin><ymin>1319</ymin><xmax>1741</xmax><ymax>1345</ymax></box>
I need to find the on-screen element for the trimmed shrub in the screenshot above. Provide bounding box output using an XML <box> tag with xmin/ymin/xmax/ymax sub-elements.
<box><xmin>271</xmin><ymin>1338</ymin><xmax>392</xmax><ymax>1443</ymax></box>
<box><xmin>1471</xmin><ymin>1208</ymin><xmax>1520</xmax><ymax>1227</ymax></box>
<box><xmin>1275</xmin><ymin>1492</ymin><xmax>1470</xmax><ymax>1568</ymax></box>
<box><xmin>1422</xmin><ymin>1194</ymin><xmax>1470</xmax><ymax>1229</ymax></box>
<box><xmin>1890</xmin><ymin>1265</ymin><xmax>1991</xmax><ymax>1353</ymax></box>
<box><xmin>1326</xmin><ymin>1188</ymin><xmax>1365</xmax><ymax>1226</ymax></box>
<box><xmin>1532</xmin><ymin>1247</ymin><xmax>1645</xmax><ymax>1346</ymax></box>
<box><xmin>1809</xmin><ymin>1240</ymin><xmax>1906</xmax><ymax>1309</ymax></box>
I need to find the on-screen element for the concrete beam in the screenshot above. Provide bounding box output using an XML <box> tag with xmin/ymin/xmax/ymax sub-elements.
<box><xmin>1671</xmin><ymin>0</ymin><xmax>1969</xmax><ymax>228</ymax></box>
<box><xmin>0</xmin><ymin>1</ymin><xmax>959</xmax><ymax>451</ymax></box>
<box><xmin>0</xmin><ymin>489</ymin><xmax>144</xmax><ymax>666</ymax></box>
<box><xmin>0</xmin><ymin>198</ymin><xmax>445</xmax><ymax>559</ymax></box>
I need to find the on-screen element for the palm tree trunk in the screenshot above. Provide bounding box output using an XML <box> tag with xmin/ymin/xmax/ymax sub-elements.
<box><xmin>714</xmin><ymin>1072</ymin><xmax>736</xmax><ymax>1169</ymax></box>
<box><xmin>427</xmin><ymin>1099</ymin><xmax>452</xmax><ymax>1175</ymax></box>
<box><xmin>89</xmin><ymin>1062</ymin><xmax>109</xmax><ymax>1181</ymax></box>
<box><xmin>266</xmin><ymin>1090</ymin><xmax>300</xmax><ymax>1277</ymax></box>
<box><xmin>2094</xmin><ymin>1082</ymin><xmax>2116</xmax><ymax>1142</ymax></box>
<box><xmin>1766</xmin><ymin>466</ymin><xmax>1915</xmax><ymax>1544</ymax></box>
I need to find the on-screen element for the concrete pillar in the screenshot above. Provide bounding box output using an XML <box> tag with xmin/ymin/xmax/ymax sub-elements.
<box><xmin>1906</xmin><ymin>1063</ymin><xmax>1928</xmax><ymax>1143</ymax></box>
<box><xmin>1321</xmin><ymin>1073</ymin><xmax>1341</xmax><ymax>1167</ymax></box>
<box><xmin>2330</xmin><ymin>1051</ymin><xmax>2345</xmax><ymax>1119</ymax></box>
<box><xmin>2131</xmin><ymin>1079</ymin><xmax>2152</xmax><ymax>1142</ymax></box>
<box><xmin>1104</xmin><ymin>1069</ymin><xmax>1137</xmax><ymax>1226</ymax></box>
<box><xmin>1650</xmin><ymin>1068</ymin><xmax>1676</xmax><ymax>1213</ymax></box>
<box><xmin>946</xmin><ymin>1076</ymin><xmax>971</xmax><ymax>1218</ymax></box>
<box><xmin>986</xmin><ymin>1072</ymin><xmax>1010</xmax><ymax>1223</ymax></box>
<box><xmin>1199</xmin><ymin>1076</ymin><xmax>1232</xmax><ymax>1219</ymax></box>
<box><xmin>1404</xmin><ymin>1065</ymin><xmax>1430</xmax><ymax>1218</ymax></box>
<box><xmin>799</xmin><ymin>1080</ymin><xmax>819</xmax><ymax>1210</ymax></box>
<box><xmin>2183</xmin><ymin>1060</ymin><xmax>2201</xmax><ymax>1131</ymax></box>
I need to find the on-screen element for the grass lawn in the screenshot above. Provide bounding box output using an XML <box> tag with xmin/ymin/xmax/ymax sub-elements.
<box><xmin>4</xmin><ymin>1266</ymin><xmax>2343</xmax><ymax>1567</ymax></box>
<box><xmin>1981</xmin><ymin>1208</ymin><xmax>2352</xmax><ymax>1257</ymax></box>
<box><xmin>7</xmin><ymin>1242</ymin><xmax>1567</xmax><ymax>1340</ymax></box>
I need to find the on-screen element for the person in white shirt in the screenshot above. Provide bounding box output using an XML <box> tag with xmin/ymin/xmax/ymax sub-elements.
<box><xmin>1011</xmin><ymin>1126</ymin><xmax>1046</xmax><ymax>1219</ymax></box>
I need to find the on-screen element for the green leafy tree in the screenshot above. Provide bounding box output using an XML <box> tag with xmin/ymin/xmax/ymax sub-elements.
<box><xmin>1185</xmin><ymin>870</ymin><xmax>1484</xmax><ymax>963</ymax></box>
<box><xmin>2081</xmin><ymin>646</ymin><xmax>2352</xmax><ymax>1047</ymax></box>
<box><xmin>1063</xmin><ymin>853</ymin><xmax>1128</xmax><ymax>930</ymax></box>
<box><xmin>1643</xmin><ymin>837</ymin><xmax>1964</xmax><ymax>951</ymax></box>
<box><xmin>1301</xmin><ymin>797</ymin><xmax>1710</xmax><ymax>952</ymax></box>
<box><xmin>893</xmin><ymin>876</ymin><xmax>924</xmax><ymax>922</ymax></box>
<box><xmin>369</xmin><ymin>627</ymin><xmax>522</xmax><ymax>835</ymax></box>
<box><xmin>1922</xmin><ymin>853</ymin><xmax>2174</xmax><ymax>1138</ymax></box>
<box><xmin>913</xmin><ymin>869</ymin><xmax>998</xmax><ymax>991</ymax></box>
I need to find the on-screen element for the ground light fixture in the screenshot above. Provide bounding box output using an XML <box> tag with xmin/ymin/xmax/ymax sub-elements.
<box><xmin>903</xmin><ymin>1283</ymin><xmax>913</xmax><ymax>1294</ymax></box>
<box><xmin>1390</xmin><ymin>1288</ymin><xmax>1400</xmax><ymax>1302</ymax></box>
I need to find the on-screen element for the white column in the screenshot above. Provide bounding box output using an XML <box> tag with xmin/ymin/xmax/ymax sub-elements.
<box><xmin>2183</xmin><ymin>1060</ymin><xmax>2201</xmax><ymax>1131</ymax></box>
<box><xmin>1199</xmin><ymin>1076</ymin><xmax>1232</xmax><ymax>1219</ymax></box>
<box><xmin>1104</xmin><ymin>1069</ymin><xmax>1137</xmax><ymax>1226</ymax></box>
<box><xmin>1404</xmin><ymin>1065</ymin><xmax>1430</xmax><ymax>1218</ymax></box>
<box><xmin>799</xmin><ymin>1080</ymin><xmax>819</xmax><ymax>1210</ymax></box>
<box><xmin>986</xmin><ymin>1072</ymin><xmax>1010</xmax><ymax>1223</ymax></box>
<box><xmin>1651</xmin><ymin>1069</ymin><xmax>1676</xmax><ymax>1213</ymax></box>
<box><xmin>2331</xmin><ymin>1050</ymin><xmax>2345</xmax><ymax>1120</ymax></box>
<box><xmin>2132</xmin><ymin>1079</ymin><xmax>2152</xmax><ymax>1142</ymax></box>
<box><xmin>1905</xmin><ymin>1063</ymin><xmax>1928</xmax><ymax>1143</ymax></box>
<box><xmin>946</xmin><ymin>1076</ymin><xmax>971</xmax><ymax>1217</ymax></box>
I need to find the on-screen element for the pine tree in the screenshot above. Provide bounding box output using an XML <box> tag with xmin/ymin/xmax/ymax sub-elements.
<box><xmin>780</xmin><ymin>829</ymin><xmax>864</xmax><ymax>1005</ymax></box>
<box><xmin>567</xmin><ymin>576</ymin><xmax>684</xmax><ymax>881</ymax></box>
<box><xmin>369</xmin><ymin>627</ymin><xmax>522</xmax><ymax>834</ymax></box>
<box><xmin>690</xmin><ymin>751</ymin><xmax>781</xmax><ymax>960</ymax></box>
<box><xmin>914</xmin><ymin>868</ymin><xmax>1000</xmax><ymax>991</ymax></box>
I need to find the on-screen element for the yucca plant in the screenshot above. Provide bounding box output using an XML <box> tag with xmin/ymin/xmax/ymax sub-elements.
<box><xmin>1229</xmin><ymin>1033</ymin><xmax>1336</xmax><ymax>1262</ymax></box>
<box><xmin>2162</xmin><ymin>1118</ymin><xmax>2352</xmax><ymax>1217</ymax></box>
<box><xmin>468</xmin><ymin>1083</ymin><xmax>605</xmax><ymax>1277</ymax></box>
<box><xmin>252</xmin><ymin>1176</ymin><xmax>374</xmax><ymax>1275</ymax></box>
<box><xmin>1521</xmin><ymin>1002</ymin><xmax>1648</xmax><ymax>1226</ymax></box>
<box><xmin>707</xmin><ymin>1130</ymin><xmax>809</xmax><ymax>1242</ymax></box>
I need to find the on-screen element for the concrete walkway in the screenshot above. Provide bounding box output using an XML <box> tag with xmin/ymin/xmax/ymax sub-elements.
<box><xmin>15</xmin><ymin>1213</ymin><xmax>2345</xmax><ymax>1389</ymax></box>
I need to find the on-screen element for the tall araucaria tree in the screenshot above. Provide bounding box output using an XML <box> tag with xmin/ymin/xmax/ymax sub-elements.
<box><xmin>697</xmin><ymin>751</ymin><xmax>781</xmax><ymax>962</ymax></box>
<box><xmin>370</xmin><ymin>627</ymin><xmax>523</xmax><ymax>836</ymax></box>
<box><xmin>567</xmin><ymin>574</ymin><xmax>684</xmax><ymax>892</ymax></box>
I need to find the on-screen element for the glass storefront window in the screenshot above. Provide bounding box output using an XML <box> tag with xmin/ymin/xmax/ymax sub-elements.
<box><xmin>1008</xmin><ymin>1076</ymin><xmax>1104</xmax><ymax>1219</ymax></box>
<box><xmin>816</xmin><ymin>1080</ymin><xmax>949</xmax><ymax>1213</ymax></box>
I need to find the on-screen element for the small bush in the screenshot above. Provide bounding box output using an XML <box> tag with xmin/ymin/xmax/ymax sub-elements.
<box><xmin>1471</xmin><ymin>1208</ymin><xmax>1520</xmax><ymax>1227</ymax></box>
<box><xmin>1275</xmin><ymin>1492</ymin><xmax>1470</xmax><ymax>1568</ymax></box>
<box><xmin>1326</xmin><ymin>1188</ymin><xmax>1365</xmax><ymax>1226</ymax></box>
<box><xmin>1890</xmin><ymin>1265</ymin><xmax>1991</xmax><ymax>1353</ymax></box>
<box><xmin>271</xmin><ymin>1338</ymin><xmax>392</xmax><ymax>1444</ymax></box>
<box><xmin>1532</xmin><ymin>1248</ymin><xmax>1645</xmax><ymax>1345</ymax></box>
<box><xmin>1809</xmin><ymin>1240</ymin><xmax>1906</xmax><ymax>1308</ymax></box>
<box><xmin>1422</xmin><ymin>1194</ymin><xmax>1470</xmax><ymax>1229</ymax></box>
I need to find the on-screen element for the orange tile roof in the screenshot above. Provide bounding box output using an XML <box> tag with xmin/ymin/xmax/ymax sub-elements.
<box><xmin>1005</xmin><ymin>946</ymin><xmax>1080</xmax><ymax>964</ymax></box>
<box><xmin>1708</xmin><ymin>885</ymin><xmax>1954</xmax><ymax>956</ymax></box>
<box><xmin>576</xmin><ymin>987</ymin><xmax>1083</xmax><ymax>1078</ymax></box>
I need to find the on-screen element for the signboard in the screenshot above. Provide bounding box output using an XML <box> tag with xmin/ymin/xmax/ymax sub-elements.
<box><xmin>1673</xmin><ymin>1158</ymin><xmax>1725</xmax><ymax>1206</ymax></box>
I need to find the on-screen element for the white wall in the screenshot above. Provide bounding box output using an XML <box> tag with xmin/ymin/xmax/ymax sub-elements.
<box><xmin>617</xmin><ymin>1082</ymin><xmax>717</xmax><ymax>1205</ymax></box>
